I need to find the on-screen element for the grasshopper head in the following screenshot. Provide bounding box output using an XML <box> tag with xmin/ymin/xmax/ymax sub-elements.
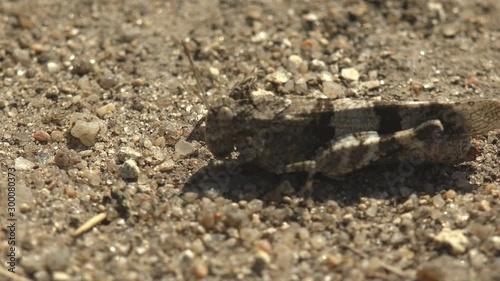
<box><xmin>205</xmin><ymin>96</ymin><xmax>239</xmax><ymax>158</ymax></box>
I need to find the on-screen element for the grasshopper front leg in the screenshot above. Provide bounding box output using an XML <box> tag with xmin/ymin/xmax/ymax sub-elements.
<box><xmin>285</xmin><ymin>119</ymin><xmax>445</xmax><ymax>194</ymax></box>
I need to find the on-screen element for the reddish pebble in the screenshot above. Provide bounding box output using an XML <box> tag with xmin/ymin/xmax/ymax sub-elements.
<box><xmin>34</xmin><ymin>131</ymin><xmax>51</xmax><ymax>142</ymax></box>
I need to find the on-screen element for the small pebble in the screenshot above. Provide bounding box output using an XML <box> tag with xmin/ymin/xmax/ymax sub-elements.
<box><xmin>183</xmin><ymin>192</ymin><xmax>198</xmax><ymax>203</ymax></box>
<box><xmin>192</xmin><ymin>260</ymin><xmax>209</xmax><ymax>279</ymax></box>
<box><xmin>157</xmin><ymin>159</ymin><xmax>175</xmax><ymax>172</ymax></box>
<box><xmin>70</xmin><ymin>114</ymin><xmax>107</xmax><ymax>146</ymax></box>
<box><xmin>444</xmin><ymin>189</ymin><xmax>457</xmax><ymax>201</ymax></box>
<box><xmin>432</xmin><ymin>194</ymin><xmax>445</xmax><ymax>208</ymax></box>
<box><xmin>14</xmin><ymin>157</ymin><xmax>35</xmax><ymax>170</ymax></box>
<box><xmin>98</xmin><ymin>75</ymin><xmax>118</xmax><ymax>89</ymax></box>
<box><xmin>154</xmin><ymin>136</ymin><xmax>166</xmax><ymax>147</ymax></box>
<box><xmin>265</xmin><ymin>68</ymin><xmax>291</xmax><ymax>84</ymax></box>
<box><xmin>310</xmin><ymin>59</ymin><xmax>327</xmax><ymax>72</ymax></box>
<box><xmin>319</xmin><ymin>71</ymin><xmax>333</xmax><ymax>82</ymax></box>
<box><xmin>47</xmin><ymin>62</ymin><xmax>61</xmax><ymax>73</ymax></box>
<box><xmin>442</xmin><ymin>23</ymin><xmax>459</xmax><ymax>38</ymax></box>
<box><xmin>363</xmin><ymin>80</ymin><xmax>380</xmax><ymax>90</ymax></box>
<box><xmin>341</xmin><ymin>67</ymin><xmax>360</xmax><ymax>81</ymax></box>
<box><xmin>366</xmin><ymin>205</ymin><xmax>378</xmax><ymax>217</ymax></box>
<box><xmin>54</xmin><ymin>149</ymin><xmax>81</xmax><ymax>167</ymax></box>
<box><xmin>65</xmin><ymin>186</ymin><xmax>77</xmax><ymax>198</ymax></box>
<box><xmin>71</xmin><ymin>120</ymin><xmax>101</xmax><ymax>146</ymax></box>
<box><xmin>325</xmin><ymin>254</ymin><xmax>342</xmax><ymax>268</ymax></box>
<box><xmin>33</xmin><ymin>131</ymin><xmax>51</xmax><ymax>142</ymax></box>
<box><xmin>484</xmin><ymin>183</ymin><xmax>497</xmax><ymax>195</ymax></box>
<box><xmin>72</xmin><ymin>59</ymin><xmax>93</xmax><ymax>75</ymax></box>
<box><xmin>310</xmin><ymin>234</ymin><xmax>326</xmax><ymax>250</ymax></box>
<box><xmin>322</xmin><ymin>81</ymin><xmax>343</xmax><ymax>98</ymax></box>
<box><xmin>118</xmin><ymin>147</ymin><xmax>142</xmax><ymax>161</ymax></box>
<box><xmin>432</xmin><ymin>228</ymin><xmax>470</xmax><ymax>255</ymax></box>
<box><xmin>175</xmin><ymin>139</ymin><xmax>195</xmax><ymax>156</ymax></box>
<box><xmin>13</xmin><ymin>48</ymin><xmax>31</xmax><ymax>64</ymax></box>
<box><xmin>288</xmin><ymin>55</ymin><xmax>303</xmax><ymax>70</ymax></box>
<box><xmin>131</xmin><ymin>78</ymin><xmax>145</xmax><ymax>87</ymax></box>
<box><xmin>478</xmin><ymin>200</ymin><xmax>491</xmax><ymax>212</ymax></box>
<box><xmin>254</xmin><ymin>240</ymin><xmax>272</xmax><ymax>254</ymax></box>
<box><xmin>51</xmin><ymin>131</ymin><xmax>65</xmax><ymax>142</ymax></box>
<box><xmin>251</xmin><ymin>31</ymin><xmax>268</xmax><ymax>42</ymax></box>
<box><xmin>240</xmin><ymin>228</ymin><xmax>260</xmax><ymax>243</ymax></box>
<box><xmin>96</xmin><ymin>103</ymin><xmax>116</xmax><ymax>118</ymax></box>
<box><xmin>52</xmin><ymin>272</ymin><xmax>72</xmax><ymax>281</ymax></box>
<box><xmin>34</xmin><ymin>270</ymin><xmax>50</xmax><ymax>281</ymax></box>
<box><xmin>20</xmin><ymin>202</ymin><xmax>32</xmax><ymax>213</ymax></box>
<box><xmin>22</xmin><ymin>254</ymin><xmax>43</xmax><ymax>274</ymax></box>
<box><xmin>44</xmin><ymin>247</ymin><xmax>71</xmax><ymax>271</ymax></box>
<box><xmin>120</xmin><ymin>159</ymin><xmax>140</xmax><ymax>180</ymax></box>
<box><xmin>209</xmin><ymin>67</ymin><xmax>220</xmax><ymax>77</ymax></box>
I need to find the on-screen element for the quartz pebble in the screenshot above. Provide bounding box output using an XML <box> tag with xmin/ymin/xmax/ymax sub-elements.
<box><xmin>47</xmin><ymin>62</ymin><xmax>61</xmax><ymax>73</ymax></box>
<box><xmin>70</xmin><ymin>113</ymin><xmax>107</xmax><ymax>146</ymax></box>
<box><xmin>288</xmin><ymin>55</ymin><xmax>303</xmax><ymax>70</ymax></box>
<box><xmin>175</xmin><ymin>139</ymin><xmax>195</xmax><ymax>156</ymax></box>
<box><xmin>340</xmin><ymin>67</ymin><xmax>360</xmax><ymax>81</ymax></box>
<box><xmin>365</xmin><ymin>205</ymin><xmax>378</xmax><ymax>217</ymax></box>
<box><xmin>15</xmin><ymin>157</ymin><xmax>35</xmax><ymax>170</ymax></box>
<box><xmin>432</xmin><ymin>194</ymin><xmax>446</xmax><ymax>208</ymax></box>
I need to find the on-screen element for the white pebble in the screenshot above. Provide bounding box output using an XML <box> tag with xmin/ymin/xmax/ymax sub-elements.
<box><xmin>288</xmin><ymin>55</ymin><xmax>303</xmax><ymax>71</ymax></box>
<box><xmin>341</xmin><ymin>67</ymin><xmax>360</xmax><ymax>81</ymax></box>
<box><xmin>71</xmin><ymin>120</ymin><xmax>101</xmax><ymax>146</ymax></box>
<box><xmin>15</xmin><ymin>157</ymin><xmax>35</xmax><ymax>170</ymax></box>
<box><xmin>209</xmin><ymin>67</ymin><xmax>220</xmax><ymax>77</ymax></box>
<box><xmin>70</xmin><ymin>113</ymin><xmax>107</xmax><ymax>146</ymax></box>
<box><xmin>319</xmin><ymin>71</ymin><xmax>333</xmax><ymax>82</ymax></box>
<box><xmin>47</xmin><ymin>62</ymin><xmax>61</xmax><ymax>74</ymax></box>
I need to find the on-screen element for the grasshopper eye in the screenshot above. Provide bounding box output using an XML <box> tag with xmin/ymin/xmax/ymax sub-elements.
<box><xmin>217</xmin><ymin>106</ymin><xmax>234</xmax><ymax>121</ymax></box>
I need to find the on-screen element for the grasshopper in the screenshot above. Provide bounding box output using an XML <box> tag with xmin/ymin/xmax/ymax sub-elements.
<box><xmin>181</xmin><ymin>40</ymin><xmax>500</xmax><ymax>193</ymax></box>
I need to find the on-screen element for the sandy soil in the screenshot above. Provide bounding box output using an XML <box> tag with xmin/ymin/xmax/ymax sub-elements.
<box><xmin>0</xmin><ymin>0</ymin><xmax>499</xmax><ymax>280</ymax></box>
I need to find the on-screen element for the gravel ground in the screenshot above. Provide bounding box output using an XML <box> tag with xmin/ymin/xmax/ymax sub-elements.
<box><xmin>1</xmin><ymin>1</ymin><xmax>499</xmax><ymax>280</ymax></box>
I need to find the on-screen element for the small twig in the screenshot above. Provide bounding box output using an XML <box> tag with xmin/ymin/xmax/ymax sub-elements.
<box><xmin>72</xmin><ymin>212</ymin><xmax>107</xmax><ymax>237</ymax></box>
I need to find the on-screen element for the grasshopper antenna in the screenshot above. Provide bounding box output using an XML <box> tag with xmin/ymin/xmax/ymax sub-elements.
<box><xmin>181</xmin><ymin>38</ymin><xmax>211</xmax><ymax>110</ymax></box>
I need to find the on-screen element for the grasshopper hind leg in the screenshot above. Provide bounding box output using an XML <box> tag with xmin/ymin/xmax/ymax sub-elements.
<box><xmin>284</xmin><ymin>120</ymin><xmax>445</xmax><ymax>195</ymax></box>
